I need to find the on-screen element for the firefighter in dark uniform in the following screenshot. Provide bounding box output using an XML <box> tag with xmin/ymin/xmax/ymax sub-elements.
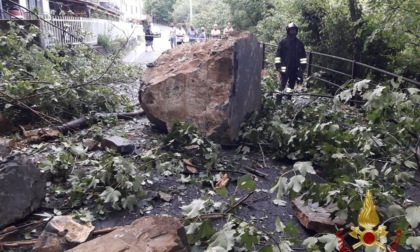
<box><xmin>275</xmin><ymin>22</ymin><xmax>307</xmax><ymax>102</ymax></box>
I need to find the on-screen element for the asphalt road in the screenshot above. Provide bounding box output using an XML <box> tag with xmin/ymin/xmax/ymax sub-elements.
<box><xmin>123</xmin><ymin>24</ymin><xmax>172</xmax><ymax>65</ymax></box>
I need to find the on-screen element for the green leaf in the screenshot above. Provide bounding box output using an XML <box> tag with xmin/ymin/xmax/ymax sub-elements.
<box><xmin>293</xmin><ymin>161</ymin><xmax>315</xmax><ymax>176</ymax></box>
<box><xmin>302</xmin><ymin>237</ymin><xmax>318</xmax><ymax>248</ymax></box>
<box><xmin>352</xmin><ymin>79</ymin><xmax>370</xmax><ymax>95</ymax></box>
<box><xmin>386</xmin><ymin>204</ymin><xmax>405</xmax><ymax>218</ymax></box>
<box><xmin>407</xmin><ymin>88</ymin><xmax>420</xmax><ymax>95</ymax></box>
<box><xmin>70</xmin><ymin>145</ymin><xmax>87</xmax><ymax>157</ymax></box>
<box><xmin>272</xmin><ymin>199</ymin><xmax>287</xmax><ymax>206</ymax></box>
<box><xmin>318</xmin><ymin>234</ymin><xmax>338</xmax><ymax>252</ymax></box>
<box><xmin>237</xmin><ymin>174</ymin><xmax>256</xmax><ymax>191</ymax></box>
<box><xmin>405</xmin><ymin>206</ymin><xmax>420</xmax><ymax>228</ymax></box>
<box><xmin>241</xmin><ymin>146</ymin><xmax>251</xmax><ymax>154</ymax></box>
<box><xmin>239</xmin><ymin>231</ymin><xmax>258</xmax><ymax>250</ymax></box>
<box><xmin>275</xmin><ymin>217</ymin><xmax>285</xmax><ymax>232</ymax></box>
<box><xmin>198</xmin><ymin>220</ymin><xmax>216</xmax><ymax>239</ymax></box>
<box><xmin>208</xmin><ymin>222</ymin><xmax>236</xmax><ymax>250</ymax></box>
<box><xmin>121</xmin><ymin>194</ymin><xmax>137</xmax><ymax>211</ymax></box>
<box><xmin>279</xmin><ymin>241</ymin><xmax>293</xmax><ymax>252</ymax></box>
<box><xmin>186</xmin><ymin>222</ymin><xmax>202</xmax><ymax>235</ymax></box>
<box><xmin>259</xmin><ymin>245</ymin><xmax>273</xmax><ymax>252</ymax></box>
<box><xmin>406</xmin><ymin>236</ymin><xmax>420</xmax><ymax>250</ymax></box>
<box><xmin>404</xmin><ymin>160</ymin><xmax>417</xmax><ymax>169</ymax></box>
<box><xmin>215</xmin><ymin>187</ymin><xmax>228</xmax><ymax>197</ymax></box>
<box><xmin>284</xmin><ymin>223</ymin><xmax>299</xmax><ymax>236</ymax></box>
<box><xmin>180</xmin><ymin>199</ymin><xmax>207</xmax><ymax>219</ymax></box>
<box><xmin>270</xmin><ymin>177</ymin><xmax>288</xmax><ymax>199</ymax></box>
<box><xmin>287</xmin><ymin>175</ymin><xmax>305</xmax><ymax>192</ymax></box>
<box><xmin>206</xmin><ymin>247</ymin><xmax>227</xmax><ymax>252</ymax></box>
<box><xmin>73</xmin><ymin>208</ymin><xmax>96</xmax><ymax>222</ymax></box>
<box><xmin>99</xmin><ymin>186</ymin><xmax>121</xmax><ymax>204</ymax></box>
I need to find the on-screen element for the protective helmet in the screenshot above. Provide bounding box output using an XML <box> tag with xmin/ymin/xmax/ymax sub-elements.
<box><xmin>286</xmin><ymin>22</ymin><xmax>299</xmax><ymax>34</ymax></box>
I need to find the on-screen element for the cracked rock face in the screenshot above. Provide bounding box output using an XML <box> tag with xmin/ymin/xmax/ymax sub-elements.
<box><xmin>139</xmin><ymin>31</ymin><xmax>262</xmax><ymax>144</ymax></box>
<box><xmin>68</xmin><ymin>216</ymin><xmax>190</xmax><ymax>252</ymax></box>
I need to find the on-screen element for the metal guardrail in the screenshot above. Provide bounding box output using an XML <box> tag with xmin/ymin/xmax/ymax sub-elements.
<box><xmin>262</xmin><ymin>43</ymin><xmax>420</xmax><ymax>88</ymax></box>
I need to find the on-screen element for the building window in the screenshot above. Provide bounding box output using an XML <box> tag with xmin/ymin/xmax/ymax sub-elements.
<box><xmin>27</xmin><ymin>0</ymin><xmax>43</xmax><ymax>13</ymax></box>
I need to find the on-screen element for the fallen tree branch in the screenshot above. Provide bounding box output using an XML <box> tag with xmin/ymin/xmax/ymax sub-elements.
<box><xmin>181</xmin><ymin>160</ymin><xmax>246</xmax><ymax>175</ymax></box>
<box><xmin>242</xmin><ymin>166</ymin><xmax>268</xmax><ymax>178</ymax></box>
<box><xmin>0</xmin><ymin>240</ymin><xmax>36</xmax><ymax>248</ymax></box>
<box><xmin>264</xmin><ymin>91</ymin><xmax>365</xmax><ymax>103</ymax></box>
<box><xmin>225</xmin><ymin>191</ymin><xmax>254</xmax><ymax>214</ymax></box>
<box><xmin>92</xmin><ymin>226</ymin><xmax>121</xmax><ymax>236</ymax></box>
<box><xmin>20</xmin><ymin>111</ymin><xmax>145</xmax><ymax>142</ymax></box>
<box><xmin>0</xmin><ymin>91</ymin><xmax>62</xmax><ymax>125</ymax></box>
<box><xmin>258</xmin><ymin>143</ymin><xmax>267</xmax><ymax>168</ymax></box>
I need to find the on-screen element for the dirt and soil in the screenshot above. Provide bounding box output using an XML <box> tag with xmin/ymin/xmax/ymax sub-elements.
<box><xmin>0</xmin><ymin>113</ymin><xmax>312</xmax><ymax>251</ymax></box>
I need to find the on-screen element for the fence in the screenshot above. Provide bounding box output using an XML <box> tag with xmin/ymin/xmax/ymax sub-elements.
<box><xmin>39</xmin><ymin>16</ymin><xmax>143</xmax><ymax>47</ymax></box>
<box><xmin>262</xmin><ymin>43</ymin><xmax>420</xmax><ymax>88</ymax></box>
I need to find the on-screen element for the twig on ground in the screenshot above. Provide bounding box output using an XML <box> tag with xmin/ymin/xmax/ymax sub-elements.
<box><xmin>242</xmin><ymin>166</ymin><xmax>268</xmax><ymax>178</ymax></box>
<box><xmin>181</xmin><ymin>160</ymin><xmax>246</xmax><ymax>175</ymax></box>
<box><xmin>0</xmin><ymin>240</ymin><xmax>36</xmax><ymax>248</ymax></box>
<box><xmin>225</xmin><ymin>191</ymin><xmax>254</xmax><ymax>214</ymax></box>
<box><xmin>92</xmin><ymin>226</ymin><xmax>121</xmax><ymax>236</ymax></box>
<box><xmin>258</xmin><ymin>143</ymin><xmax>267</xmax><ymax>168</ymax></box>
<box><xmin>0</xmin><ymin>220</ymin><xmax>45</xmax><ymax>240</ymax></box>
<box><xmin>243</xmin><ymin>195</ymin><xmax>270</xmax><ymax>206</ymax></box>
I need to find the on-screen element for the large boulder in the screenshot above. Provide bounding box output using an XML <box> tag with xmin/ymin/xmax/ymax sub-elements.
<box><xmin>0</xmin><ymin>155</ymin><xmax>46</xmax><ymax>228</ymax></box>
<box><xmin>68</xmin><ymin>216</ymin><xmax>190</xmax><ymax>252</ymax></box>
<box><xmin>139</xmin><ymin>31</ymin><xmax>262</xmax><ymax>143</ymax></box>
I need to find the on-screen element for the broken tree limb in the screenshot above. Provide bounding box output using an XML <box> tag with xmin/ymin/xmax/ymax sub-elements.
<box><xmin>92</xmin><ymin>226</ymin><xmax>121</xmax><ymax>236</ymax></box>
<box><xmin>242</xmin><ymin>166</ymin><xmax>269</xmax><ymax>178</ymax></box>
<box><xmin>225</xmin><ymin>191</ymin><xmax>254</xmax><ymax>214</ymax></box>
<box><xmin>20</xmin><ymin>111</ymin><xmax>145</xmax><ymax>142</ymax></box>
<box><xmin>181</xmin><ymin>160</ymin><xmax>246</xmax><ymax>175</ymax></box>
<box><xmin>0</xmin><ymin>91</ymin><xmax>62</xmax><ymax>125</ymax></box>
<box><xmin>0</xmin><ymin>240</ymin><xmax>37</xmax><ymax>248</ymax></box>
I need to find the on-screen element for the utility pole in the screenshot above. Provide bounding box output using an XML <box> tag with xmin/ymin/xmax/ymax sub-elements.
<box><xmin>189</xmin><ymin>0</ymin><xmax>192</xmax><ymax>23</ymax></box>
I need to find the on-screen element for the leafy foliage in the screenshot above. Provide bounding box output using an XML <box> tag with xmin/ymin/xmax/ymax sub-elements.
<box><xmin>40</xmin><ymin>147</ymin><xmax>146</xmax><ymax>212</ymax></box>
<box><xmin>239</xmin><ymin>74</ymin><xmax>420</xmax><ymax>250</ymax></box>
<box><xmin>0</xmin><ymin>22</ymin><xmax>141</xmax><ymax>127</ymax></box>
<box><xmin>164</xmin><ymin>121</ymin><xmax>221</xmax><ymax>171</ymax></box>
<box><xmin>144</xmin><ymin>0</ymin><xmax>177</xmax><ymax>24</ymax></box>
<box><xmin>171</xmin><ymin>0</ymin><xmax>231</xmax><ymax>33</ymax></box>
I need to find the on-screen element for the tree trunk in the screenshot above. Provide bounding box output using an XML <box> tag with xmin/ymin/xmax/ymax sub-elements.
<box><xmin>347</xmin><ymin>0</ymin><xmax>363</xmax><ymax>63</ymax></box>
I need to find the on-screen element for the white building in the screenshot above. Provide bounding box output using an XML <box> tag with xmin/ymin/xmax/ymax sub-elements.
<box><xmin>113</xmin><ymin>0</ymin><xmax>144</xmax><ymax>22</ymax></box>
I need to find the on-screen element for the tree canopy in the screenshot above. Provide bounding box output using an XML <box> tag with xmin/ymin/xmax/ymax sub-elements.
<box><xmin>171</xmin><ymin>0</ymin><xmax>231</xmax><ymax>32</ymax></box>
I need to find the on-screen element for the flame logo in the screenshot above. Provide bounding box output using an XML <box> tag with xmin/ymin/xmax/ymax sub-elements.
<box><xmin>349</xmin><ymin>190</ymin><xmax>388</xmax><ymax>249</ymax></box>
<box><xmin>358</xmin><ymin>191</ymin><xmax>379</xmax><ymax>230</ymax></box>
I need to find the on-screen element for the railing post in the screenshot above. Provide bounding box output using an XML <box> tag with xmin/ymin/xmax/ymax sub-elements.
<box><xmin>262</xmin><ymin>43</ymin><xmax>266</xmax><ymax>70</ymax></box>
<box><xmin>351</xmin><ymin>60</ymin><xmax>357</xmax><ymax>79</ymax></box>
<box><xmin>307</xmin><ymin>51</ymin><xmax>313</xmax><ymax>76</ymax></box>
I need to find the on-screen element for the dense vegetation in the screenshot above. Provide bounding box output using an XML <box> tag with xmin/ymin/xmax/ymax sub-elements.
<box><xmin>0</xmin><ymin>23</ymin><xmax>141</xmax><ymax>127</ymax></box>
<box><xmin>145</xmin><ymin>0</ymin><xmax>419</xmax><ymax>80</ymax></box>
